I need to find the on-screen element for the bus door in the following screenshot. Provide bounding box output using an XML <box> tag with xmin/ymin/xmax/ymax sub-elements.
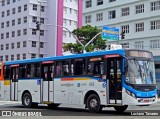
<box><xmin>105</xmin><ymin>54</ymin><xmax>122</xmax><ymax>104</ymax></box>
<box><xmin>41</xmin><ymin>61</ymin><xmax>54</xmax><ymax>103</ymax></box>
<box><xmin>10</xmin><ymin>65</ymin><xmax>19</xmax><ymax>101</ymax></box>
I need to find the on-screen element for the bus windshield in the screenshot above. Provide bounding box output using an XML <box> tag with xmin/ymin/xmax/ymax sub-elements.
<box><xmin>125</xmin><ymin>59</ymin><xmax>156</xmax><ymax>85</ymax></box>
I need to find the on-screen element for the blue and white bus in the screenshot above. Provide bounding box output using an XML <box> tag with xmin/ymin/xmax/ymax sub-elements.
<box><xmin>0</xmin><ymin>49</ymin><xmax>158</xmax><ymax>112</ymax></box>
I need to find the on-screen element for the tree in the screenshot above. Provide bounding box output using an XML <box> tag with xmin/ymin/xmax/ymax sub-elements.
<box><xmin>63</xmin><ymin>25</ymin><xmax>106</xmax><ymax>54</ymax></box>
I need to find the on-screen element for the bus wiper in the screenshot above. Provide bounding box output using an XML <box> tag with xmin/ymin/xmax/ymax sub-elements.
<box><xmin>133</xmin><ymin>58</ymin><xmax>143</xmax><ymax>79</ymax></box>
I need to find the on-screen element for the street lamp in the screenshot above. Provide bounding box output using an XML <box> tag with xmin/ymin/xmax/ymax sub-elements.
<box><xmin>37</xmin><ymin>0</ymin><xmax>46</xmax><ymax>58</ymax></box>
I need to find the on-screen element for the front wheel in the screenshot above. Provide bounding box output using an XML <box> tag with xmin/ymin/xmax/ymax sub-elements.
<box><xmin>87</xmin><ymin>94</ymin><xmax>103</xmax><ymax>113</ymax></box>
<box><xmin>114</xmin><ymin>105</ymin><xmax>128</xmax><ymax>112</ymax></box>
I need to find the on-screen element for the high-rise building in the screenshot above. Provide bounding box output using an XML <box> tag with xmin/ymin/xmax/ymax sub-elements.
<box><xmin>0</xmin><ymin>0</ymin><xmax>82</xmax><ymax>61</ymax></box>
<box><xmin>83</xmin><ymin>0</ymin><xmax>160</xmax><ymax>82</ymax></box>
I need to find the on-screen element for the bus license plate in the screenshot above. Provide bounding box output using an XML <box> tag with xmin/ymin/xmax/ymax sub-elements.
<box><xmin>143</xmin><ymin>99</ymin><xmax>149</xmax><ymax>103</ymax></box>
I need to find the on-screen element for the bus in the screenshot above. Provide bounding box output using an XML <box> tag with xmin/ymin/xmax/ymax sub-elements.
<box><xmin>0</xmin><ymin>49</ymin><xmax>158</xmax><ymax>112</ymax></box>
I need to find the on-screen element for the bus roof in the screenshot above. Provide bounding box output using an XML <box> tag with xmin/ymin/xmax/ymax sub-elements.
<box><xmin>5</xmin><ymin>49</ymin><xmax>126</xmax><ymax>65</ymax></box>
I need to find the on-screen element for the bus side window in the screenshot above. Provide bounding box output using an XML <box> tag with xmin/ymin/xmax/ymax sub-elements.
<box><xmin>74</xmin><ymin>59</ymin><xmax>85</xmax><ymax>75</ymax></box>
<box><xmin>62</xmin><ymin>61</ymin><xmax>70</xmax><ymax>76</ymax></box>
<box><xmin>19</xmin><ymin>64</ymin><xmax>26</xmax><ymax>78</ymax></box>
<box><xmin>56</xmin><ymin>61</ymin><xmax>62</xmax><ymax>77</ymax></box>
<box><xmin>26</xmin><ymin>63</ymin><xmax>40</xmax><ymax>78</ymax></box>
<box><xmin>4</xmin><ymin>66</ymin><xmax>10</xmax><ymax>79</ymax></box>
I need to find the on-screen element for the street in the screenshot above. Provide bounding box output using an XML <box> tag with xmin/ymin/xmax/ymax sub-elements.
<box><xmin>0</xmin><ymin>100</ymin><xmax>160</xmax><ymax>119</ymax></box>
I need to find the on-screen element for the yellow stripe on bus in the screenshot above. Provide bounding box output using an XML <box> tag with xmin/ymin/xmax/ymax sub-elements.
<box><xmin>4</xmin><ymin>80</ymin><xmax>10</xmax><ymax>85</ymax></box>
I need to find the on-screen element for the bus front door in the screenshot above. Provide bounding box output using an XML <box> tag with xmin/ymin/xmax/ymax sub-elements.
<box><xmin>106</xmin><ymin>56</ymin><xmax>122</xmax><ymax>104</ymax></box>
<box><xmin>10</xmin><ymin>66</ymin><xmax>19</xmax><ymax>101</ymax></box>
<box><xmin>41</xmin><ymin>62</ymin><xmax>54</xmax><ymax>103</ymax></box>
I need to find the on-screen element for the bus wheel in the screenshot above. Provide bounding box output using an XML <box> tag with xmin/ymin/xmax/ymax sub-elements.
<box><xmin>47</xmin><ymin>104</ymin><xmax>60</xmax><ymax>108</ymax></box>
<box><xmin>114</xmin><ymin>105</ymin><xmax>128</xmax><ymax>112</ymax></box>
<box><xmin>22</xmin><ymin>93</ymin><xmax>32</xmax><ymax>108</ymax></box>
<box><xmin>87</xmin><ymin>94</ymin><xmax>102</xmax><ymax>113</ymax></box>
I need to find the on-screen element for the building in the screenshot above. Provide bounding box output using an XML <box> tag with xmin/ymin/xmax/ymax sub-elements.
<box><xmin>0</xmin><ymin>0</ymin><xmax>82</xmax><ymax>61</ymax></box>
<box><xmin>83</xmin><ymin>0</ymin><xmax>160</xmax><ymax>87</ymax></box>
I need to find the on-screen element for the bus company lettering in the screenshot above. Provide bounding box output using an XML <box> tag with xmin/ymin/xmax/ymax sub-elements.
<box><xmin>77</xmin><ymin>83</ymin><xmax>87</xmax><ymax>87</ymax></box>
<box><xmin>89</xmin><ymin>82</ymin><xmax>94</xmax><ymax>86</ymax></box>
<box><xmin>61</xmin><ymin>83</ymin><xmax>74</xmax><ymax>87</ymax></box>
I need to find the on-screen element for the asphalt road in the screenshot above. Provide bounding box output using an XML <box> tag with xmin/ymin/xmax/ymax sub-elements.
<box><xmin>0</xmin><ymin>101</ymin><xmax>160</xmax><ymax>119</ymax></box>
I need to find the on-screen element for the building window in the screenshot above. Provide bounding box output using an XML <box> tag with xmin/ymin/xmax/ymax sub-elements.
<box><xmin>63</xmin><ymin>19</ymin><xmax>67</xmax><ymax>25</ymax></box>
<box><xmin>12</xmin><ymin>31</ymin><xmax>15</xmax><ymax>37</ymax></box>
<box><xmin>121</xmin><ymin>25</ymin><xmax>129</xmax><ymax>33</ymax></box>
<box><xmin>18</xmin><ymin>6</ymin><xmax>21</xmax><ymax>13</ymax></box>
<box><xmin>86</xmin><ymin>0</ymin><xmax>92</xmax><ymax>8</ymax></box>
<box><xmin>108</xmin><ymin>10</ymin><xmax>116</xmax><ymax>19</ymax></box>
<box><xmin>24</xmin><ymin>4</ymin><xmax>27</xmax><ymax>11</ymax></box>
<box><xmin>121</xmin><ymin>43</ymin><xmax>129</xmax><ymax>49</ymax></box>
<box><xmin>39</xmin><ymin>54</ymin><xmax>43</xmax><ymax>58</ymax></box>
<box><xmin>6</xmin><ymin>44</ymin><xmax>9</xmax><ymax>50</ymax></box>
<box><xmin>7</xmin><ymin>0</ymin><xmax>10</xmax><ymax>5</ymax></box>
<box><xmin>41</xmin><ymin>6</ymin><xmax>45</xmax><ymax>12</ymax></box>
<box><xmin>6</xmin><ymin>32</ymin><xmax>9</xmax><ymax>38</ymax></box>
<box><xmin>1</xmin><ymin>11</ymin><xmax>5</xmax><ymax>17</ymax></box>
<box><xmin>122</xmin><ymin>7</ymin><xmax>130</xmax><ymax>16</ymax></box>
<box><xmin>85</xmin><ymin>15</ymin><xmax>91</xmax><ymax>23</ymax></box>
<box><xmin>12</xmin><ymin>8</ymin><xmax>16</xmax><ymax>14</ymax></box>
<box><xmin>11</xmin><ymin>55</ymin><xmax>14</xmax><ymax>61</ymax></box>
<box><xmin>23</xmin><ymin>29</ymin><xmax>27</xmax><ymax>35</ymax></box>
<box><xmin>11</xmin><ymin>43</ymin><xmax>14</xmax><ymax>49</ymax></box>
<box><xmin>151</xmin><ymin>20</ymin><xmax>160</xmax><ymax>30</ymax></box>
<box><xmin>97</xmin><ymin>0</ymin><xmax>103</xmax><ymax>5</ymax></box>
<box><xmin>6</xmin><ymin>21</ymin><xmax>10</xmax><ymax>27</ymax></box>
<box><xmin>7</xmin><ymin>10</ymin><xmax>10</xmax><ymax>16</ymax></box>
<box><xmin>5</xmin><ymin>55</ymin><xmax>9</xmax><ymax>61</ymax></box>
<box><xmin>135</xmin><ymin>41</ymin><xmax>144</xmax><ymax>49</ymax></box>
<box><xmin>2</xmin><ymin>0</ymin><xmax>5</xmax><ymax>6</ymax></box>
<box><xmin>135</xmin><ymin>22</ymin><xmax>144</xmax><ymax>32</ymax></box>
<box><xmin>135</xmin><ymin>4</ymin><xmax>144</xmax><ymax>14</ymax></box>
<box><xmin>109</xmin><ymin>0</ymin><xmax>116</xmax><ymax>2</ymax></box>
<box><xmin>70</xmin><ymin>8</ymin><xmax>72</xmax><ymax>14</ymax></box>
<box><xmin>13</xmin><ymin>0</ymin><xmax>16</xmax><ymax>3</ymax></box>
<box><xmin>33</xmin><ymin>4</ymin><xmax>37</xmax><ymax>11</ymax></box>
<box><xmin>1</xmin><ymin>33</ymin><xmax>4</xmax><ymax>39</ymax></box>
<box><xmin>1</xmin><ymin>22</ymin><xmax>4</xmax><ymax>28</ymax></box>
<box><xmin>40</xmin><ymin>18</ymin><xmax>44</xmax><ymax>24</ymax></box>
<box><xmin>151</xmin><ymin>1</ymin><xmax>160</xmax><ymax>11</ymax></box>
<box><xmin>31</xmin><ymin>54</ymin><xmax>36</xmax><ymax>59</ymax></box>
<box><xmin>23</xmin><ymin>41</ymin><xmax>27</xmax><ymax>47</ymax></box>
<box><xmin>17</xmin><ymin>54</ymin><xmax>20</xmax><ymax>60</ymax></box>
<box><xmin>18</xmin><ymin>18</ymin><xmax>21</xmax><ymax>24</ymax></box>
<box><xmin>17</xmin><ymin>30</ymin><xmax>21</xmax><ymax>36</ymax></box>
<box><xmin>23</xmin><ymin>53</ymin><xmax>26</xmax><ymax>59</ymax></box>
<box><xmin>64</xmin><ymin>7</ymin><xmax>67</xmax><ymax>14</ymax></box>
<box><xmin>63</xmin><ymin>31</ymin><xmax>67</xmax><ymax>37</ymax></box>
<box><xmin>1</xmin><ymin>45</ymin><xmax>3</xmax><ymax>50</ymax></box>
<box><xmin>150</xmin><ymin>39</ymin><xmax>160</xmax><ymax>49</ymax></box>
<box><xmin>32</xmin><ymin>29</ymin><xmax>36</xmax><ymax>35</ymax></box>
<box><xmin>24</xmin><ymin>16</ymin><xmax>27</xmax><ymax>23</ymax></box>
<box><xmin>32</xmin><ymin>41</ymin><xmax>36</xmax><ymax>47</ymax></box>
<box><xmin>69</xmin><ymin>20</ymin><xmax>72</xmax><ymax>25</ymax></box>
<box><xmin>12</xmin><ymin>19</ymin><xmax>15</xmax><ymax>26</ymax></box>
<box><xmin>40</xmin><ymin>42</ymin><xmax>44</xmax><ymax>48</ymax></box>
<box><xmin>96</xmin><ymin>13</ymin><xmax>103</xmax><ymax>21</ymax></box>
<box><xmin>32</xmin><ymin>16</ymin><xmax>37</xmax><ymax>23</ymax></box>
<box><xmin>17</xmin><ymin>42</ymin><xmax>20</xmax><ymax>48</ymax></box>
<box><xmin>40</xmin><ymin>30</ymin><xmax>44</xmax><ymax>36</ymax></box>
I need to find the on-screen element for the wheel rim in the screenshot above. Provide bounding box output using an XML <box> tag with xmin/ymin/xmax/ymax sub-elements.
<box><xmin>24</xmin><ymin>96</ymin><xmax>30</xmax><ymax>106</ymax></box>
<box><xmin>90</xmin><ymin>99</ymin><xmax>98</xmax><ymax>109</ymax></box>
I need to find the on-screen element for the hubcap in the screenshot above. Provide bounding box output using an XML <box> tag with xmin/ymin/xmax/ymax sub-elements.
<box><xmin>90</xmin><ymin>99</ymin><xmax>98</xmax><ymax>109</ymax></box>
<box><xmin>24</xmin><ymin>96</ymin><xmax>30</xmax><ymax>106</ymax></box>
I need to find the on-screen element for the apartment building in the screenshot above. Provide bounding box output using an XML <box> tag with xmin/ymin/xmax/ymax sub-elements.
<box><xmin>0</xmin><ymin>0</ymin><xmax>82</xmax><ymax>61</ymax></box>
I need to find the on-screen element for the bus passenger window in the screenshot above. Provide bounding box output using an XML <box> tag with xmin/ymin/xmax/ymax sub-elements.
<box><xmin>19</xmin><ymin>64</ymin><xmax>26</xmax><ymax>78</ymax></box>
<box><xmin>74</xmin><ymin>59</ymin><xmax>85</xmax><ymax>75</ymax></box>
<box><xmin>56</xmin><ymin>62</ymin><xmax>62</xmax><ymax>77</ymax></box>
<box><xmin>62</xmin><ymin>61</ymin><xmax>70</xmax><ymax>76</ymax></box>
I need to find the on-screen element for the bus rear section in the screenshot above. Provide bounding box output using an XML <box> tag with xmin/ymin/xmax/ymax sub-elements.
<box><xmin>0</xmin><ymin>62</ymin><xmax>4</xmax><ymax>100</ymax></box>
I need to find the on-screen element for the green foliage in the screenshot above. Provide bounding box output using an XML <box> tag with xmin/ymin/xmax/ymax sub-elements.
<box><xmin>63</xmin><ymin>25</ymin><xmax>106</xmax><ymax>54</ymax></box>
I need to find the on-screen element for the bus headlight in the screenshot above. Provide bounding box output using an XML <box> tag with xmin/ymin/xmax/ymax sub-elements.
<box><xmin>125</xmin><ymin>89</ymin><xmax>136</xmax><ymax>98</ymax></box>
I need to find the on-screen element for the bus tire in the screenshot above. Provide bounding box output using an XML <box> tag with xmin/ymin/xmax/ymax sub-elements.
<box><xmin>114</xmin><ymin>105</ymin><xmax>128</xmax><ymax>112</ymax></box>
<box><xmin>47</xmin><ymin>103</ymin><xmax>60</xmax><ymax>108</ymax></box>
<box><xmin>22</xmin><ymin>92</ymin><xmax>32</xmax><ymax>108</ymax></box>
<box><xmin>87</xmin><ymin>94</ymin><xmax>102</xmax><ymax>113</ymax></box>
